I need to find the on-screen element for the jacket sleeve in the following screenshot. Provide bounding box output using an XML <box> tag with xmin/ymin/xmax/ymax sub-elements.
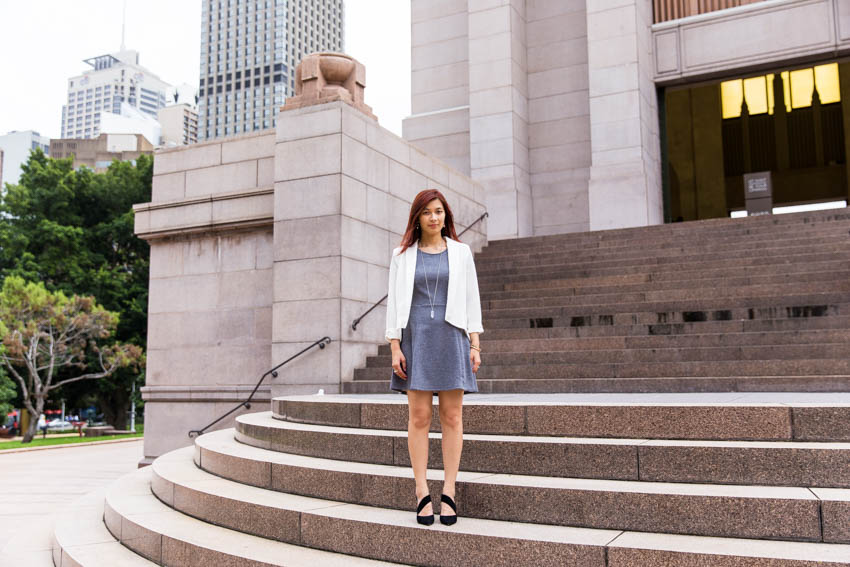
<box><xmin>385</xmin><ymin>251</ymin><xmax>402</xmax><ymax>342</ymax></box>
<box><xmin>465</xmin><ymin>246</ymin><xmax>484</xmax><ymax>334</ymax></box>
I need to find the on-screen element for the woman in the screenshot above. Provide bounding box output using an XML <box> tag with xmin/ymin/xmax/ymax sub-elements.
<box><xmin>385</xmin><ymin>189</ymin><xmax>483</xmax><ymax>526</ymax></box>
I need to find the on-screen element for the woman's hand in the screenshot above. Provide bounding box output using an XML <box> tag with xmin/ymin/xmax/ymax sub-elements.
<box><xmin>392</xmin><ymin>346</ymin><xmax>407</xmax><ymax>380</ymax></box>
<box><xmin>470</xmin><ymin>348</ymin><xmax>481</xmax><ymax>373</ymax></box>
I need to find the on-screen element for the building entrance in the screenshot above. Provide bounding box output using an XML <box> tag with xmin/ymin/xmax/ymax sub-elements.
<box><xmin>664</xmin><ymin>61</ymin><xmax>848</xmax><ymax>221</ymax></box>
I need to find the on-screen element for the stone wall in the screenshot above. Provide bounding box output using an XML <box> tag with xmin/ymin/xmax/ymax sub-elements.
<box><xmin>135</xmin><ymin>130</ymin><xmax>276</xmax><ymax>464</ymax></box>
<box><xmin>135</xmin><ymin>100</ymin><xmax>486</xmax><ymax>463</ymax></box>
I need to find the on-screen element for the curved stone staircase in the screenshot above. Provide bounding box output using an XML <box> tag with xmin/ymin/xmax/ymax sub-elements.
<box><xmin>55</xmin><ymin>394</ymin><xmax>850</xmax><ymax>566</ymax></box>
<box><xmin>53</xmin><ymin>208</ymin><xmax>850</xmax><ymax>566</ymax></box>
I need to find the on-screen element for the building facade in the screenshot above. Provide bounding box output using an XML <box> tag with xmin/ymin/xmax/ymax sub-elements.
<box><xmin>404</xmin><ymin>0</ymin><xmax>850</xmax><ymax>240</ymax></box>
<box><xmin>197</xmin><ymin>0</ymin><xmax>344</xmax><ymax>141</ymax></box>
<box><xmin>158</xmin><ymin>104</ymin><xmax>200</xmax><ymax>146</ymax></box>
<box><xmin>61</xmin><ymin>50</ymin><xmax>170</xmax><ymax>140</ymax></box>
<box><xmin>0</xmin><ymin>130</ymin><xmax>51</xmax><ymax>187</ymax></box>
<box><xmin>50</xmin><ymin>133</ymin><xmax>154</xmax><ymax>172</ymax></box>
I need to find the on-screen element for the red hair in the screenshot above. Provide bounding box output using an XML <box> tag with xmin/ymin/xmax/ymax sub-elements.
<box><xmin>397</xmin><ymin>189</ymin><xmax>460</xmax><ymax>255</ymax></box>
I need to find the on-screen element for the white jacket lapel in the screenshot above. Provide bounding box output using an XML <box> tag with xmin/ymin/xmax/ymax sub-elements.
<box><xmin>446</xmin><ymin>237</ymin><xmax>460</xmax><ymax>317</ymax></box>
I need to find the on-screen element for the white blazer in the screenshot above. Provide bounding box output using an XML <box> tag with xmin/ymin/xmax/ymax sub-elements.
<box><xmin>385</xmin><ymin>237</ymin><xmax>484</xmax><ymax>342</ymax></box>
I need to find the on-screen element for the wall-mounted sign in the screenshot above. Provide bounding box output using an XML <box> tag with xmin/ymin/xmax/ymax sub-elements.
<box><xmin>743</xmin><ymin>171</ymin><xmax>773</xmax><ymax>216</ymax></box>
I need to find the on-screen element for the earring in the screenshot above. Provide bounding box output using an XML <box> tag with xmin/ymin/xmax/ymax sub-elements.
<box><xmin>415</xmin><ymin>223</ymin><xmax>420</xmax><ymax>229</ymax></box>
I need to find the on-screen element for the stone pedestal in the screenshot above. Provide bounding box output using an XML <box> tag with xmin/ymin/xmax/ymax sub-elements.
<box><xmin>270</xmin><ymin>100</ymin><xmax>486</xmax><ymax>399</ymax></box>
<box><xmin>467</xmin><ymin>1</ymin><xmax>532</xmax><ymax>240</ymax></box>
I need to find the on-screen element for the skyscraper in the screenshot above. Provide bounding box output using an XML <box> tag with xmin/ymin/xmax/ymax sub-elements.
<box><xmin>198</xmin><ymin>0</ymin><xmax>344</xmax><ymax>141</ymax></box>
<box><xmin>61</xmin><ymin>49</ymin><xmax>170</xmax><ymax>140</ymax></box>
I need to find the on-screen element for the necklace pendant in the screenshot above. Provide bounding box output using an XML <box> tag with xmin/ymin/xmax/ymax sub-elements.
<box><xmin>430</xmin><ymin>309</ymin><xmax>434</xmax><ymax>319</ymax></box>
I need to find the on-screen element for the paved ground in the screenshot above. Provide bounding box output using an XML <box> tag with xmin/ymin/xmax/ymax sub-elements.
<box><xmin>0</xmin><ymin>438</ymin><xmax>143</xmax><ymax>566</ymax></box>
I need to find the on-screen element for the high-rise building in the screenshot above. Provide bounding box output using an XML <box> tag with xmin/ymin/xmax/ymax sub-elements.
<box><xmin>159</xmin><ymin>104</ymin><xmax>200</xmax><ymax>146</ymax></box>
<box><xmin>61</xmin><ymin>49</ymin><xmax>170</xmax><ymax>140</ymax></box>
<box><xmin>0</xmin><ymin>130</ymin><xmax>51</xmax><ymax>187</ymax></box>
<box><xmin>198</xmin><ymin>0</ymin><xmax>345</xmax><ymax>141</ymax></box>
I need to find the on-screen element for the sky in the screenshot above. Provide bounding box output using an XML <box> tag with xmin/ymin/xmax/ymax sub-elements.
<box><xmin>0</xmin><ymin>0</ymin><xmax>411</xmax><ymax>138</ymax></box>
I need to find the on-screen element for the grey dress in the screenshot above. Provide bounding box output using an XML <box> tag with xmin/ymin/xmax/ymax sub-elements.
<box><xmin>390</xmin><ymin>248</ymin><xmax>478</xmax><ymax>395</ymax></box>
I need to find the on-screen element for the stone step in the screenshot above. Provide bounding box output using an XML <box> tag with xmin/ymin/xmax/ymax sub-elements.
<box><xmin>356</xmin><ymin>358</ymin><xmax>850</xmax><ymax>381</ymax></box>
<box><xmin>462</xmin><ymin>316</ymin><xmax>850</xmax><ymax>341</ymax></box>
<box><xmin>475</xmin><ymin>248</ymin><xmax>850</xmax><ymax>279</ymax></box>
<box><xmin>479</xmin><ymin>208</ymin><xmax>850</xmax><ymax>252</ymax></box>
<box><xmin>343</xmin><ymin>376</ymin><xmax>850</xmax><ymax>395</ymax></box>
<box><xmin>481</xmin><ymin>282</ymin><xmax>850</xmax><ymax>312</ymax></box>
<box><xmin>479</xmin><ymin>215</ymin><xmax>850</xmax><ymax>254</ymax></box>
<box><xmin>234</xmin><ymin>412</ymin><xmax>850</xmax><ymax>487</ymax></box>
<box><xmin>271</xmin><ymin>394</ymin><xmax>850</xmax><ymax>441</ymax></box>
<box><xmin>480</xmin><ymin>270</ymin><xmax>850</xmax><ymax>302</ymax></box>
<box><xmin>188</xmin><ymin>432</ymin><xmax>846</xmax><ymax>541</ymax></box>
<box><xmin>125</xmin><ymin>451</ymin><xmax>618</xmax><ymax>567</ymax></box>
<box><xmin>475</xmin><ymin>236</ymin><xmax>850</xmax><ymax>270</ymax></box>
<box><xmin>368</xmin><ymin>344</ymin><xmax>850</xmax><ymax>368</ymax></box>
<box><xmin>481</xmin><ymin>298</ymin><xmax>850</xmax><ymax>326</ymax></box>
<box><xmin>378</xmin><ymin>329</ymin><xmax>850</xmax><ymax>356</ymax></box>
<box><xmin>51</xmin><ymin>487</ymin><xmax>157</xmax><ymax>567</ymax></box>
<box><xmin>476</xmin><ymin>227</ymin><xmax>850</xmax><ymax>260</ymax></box>
<box><xmin>104</xmin><ymin>466</ymin><xmax>406</xmax><ymax>566</ymax></box>
<box><xmin>477</xmin><ymin>258</ymin><xmax>850</xmax><ymax>290</ymax></box>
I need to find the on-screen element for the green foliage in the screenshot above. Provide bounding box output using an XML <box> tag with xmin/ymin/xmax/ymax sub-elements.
<box><xmin>0</xmin><ymin>149</ymin><xmax>151</xmax><ymax>427</ymax></box>
<box><xmin>0</xmin><ymin>275</ymin><xmax>144</xmax><ymax>384</ymax></box>
<box><xmin>0</xmin><ymin>366</ymin><xmax>14</xmax><ymax>419</ymax></box>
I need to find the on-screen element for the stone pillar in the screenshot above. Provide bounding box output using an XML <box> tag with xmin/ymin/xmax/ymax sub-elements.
<box><xmin>403</xmin><ymin>0</ymin><xmax>471</xmax><ymax>175</ymax></box>
<box><xmin>842</xmin><ymin>63</ymin><xmax>850</xmax><ymax>202</ymax></box>
<box><xmin>467</xmin><ymin>0</ymin><xmax>532</xmax><ymax>239</ymax></box>
<box><xmin>271</xmin><ymin>54</ymin><xmax>487</xmax><ymax>398</ymax></box>
<box><xmin>586</xmin><ymin>0</ymin><xmax>663</xmax><ymax>230</ymax></box>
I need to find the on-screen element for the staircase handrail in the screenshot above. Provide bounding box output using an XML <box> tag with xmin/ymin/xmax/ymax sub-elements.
<box><xmin>188</xmin><ymin>336</ymin><xmax>333</xmax><ymax>438</ymax></box>
<box><xmin>351</xmin><ymin>211</ymin><xmax>488</xmax><ymax>331</ymax></box>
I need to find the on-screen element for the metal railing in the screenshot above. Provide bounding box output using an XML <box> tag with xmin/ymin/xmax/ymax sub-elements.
<box><xmin>351</xmin><ymin>211</ymin><xmax>488</xmax><ymax>331</ymax></box>
<box><xmin>653</xmin><ymin>0</ymin><xmax>764</xmax><ymax>23</ymax></box>
<box><xmin>188</xmin><ymin>336</ymin><xmax>332</xmax><ymax>438</ymax></box>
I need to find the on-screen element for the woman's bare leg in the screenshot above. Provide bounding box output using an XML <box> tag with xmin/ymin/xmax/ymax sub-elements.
<box><xmin>407</xmin><ymin>390</ymin><xmax>434</xmax><ymax>515</ymax></box>
<box><xmin>437</xmin><ymin>389</ymin><xmax>464</xmax><ymax>515</ymax></box>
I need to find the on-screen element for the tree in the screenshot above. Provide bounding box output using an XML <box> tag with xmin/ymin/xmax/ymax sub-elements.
<box><xmin>0</xmin><ymin>276</ymin><xmax>143</xmax><ymax>442</ymax></box>
<box><xmin>0</xmin><ymin>150</ymin><xmax>151</xmax><ymax>428</ymax></box>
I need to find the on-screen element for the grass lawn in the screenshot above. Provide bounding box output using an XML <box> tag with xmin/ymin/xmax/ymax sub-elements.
<box><xmin>0</xmin><ymin>425</ymin><xmax>144</xmax><ymax>451</ymax></box>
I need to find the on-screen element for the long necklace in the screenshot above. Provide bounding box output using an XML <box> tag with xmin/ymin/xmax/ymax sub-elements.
<box><xmin>419</xmin><ymin>243</ymin><xmax>444</xmax><ymax>319</ymax></box>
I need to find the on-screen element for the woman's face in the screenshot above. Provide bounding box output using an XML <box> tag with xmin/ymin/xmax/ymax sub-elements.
<box><xmin>419</xmin><ymin>198</ymin><xmax>445</xmax><ymax>238</ymax></box>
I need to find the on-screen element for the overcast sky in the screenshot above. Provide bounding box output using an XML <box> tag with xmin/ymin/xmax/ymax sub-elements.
<box><xmin>0</xmin><ymin>0</ymin><xmax>411</xmax><ymax>138</ymax></box>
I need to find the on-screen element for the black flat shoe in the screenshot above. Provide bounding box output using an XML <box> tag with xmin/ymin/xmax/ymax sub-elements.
<box><xmin>439</xmin><ymin>494</ymin><xmax>457</xmax><ymax>525</ymax></box>
<box><xmin>416</xmin><ymin>494</ymin><xmax>434</xmax><ymax>526</ymax></box>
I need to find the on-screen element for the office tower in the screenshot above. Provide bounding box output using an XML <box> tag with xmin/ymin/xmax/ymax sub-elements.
<box><xmin>198</xmin><ymin>0</ymin><xmax>345</xmax><ymax>141</ymax></box>
<box><xmin>61</xmin><ymin>49</ymin><xmax>170</xmax><ymax>140</ymax></box>
<box><xmin>0</xmin><ymin>130</ymin><xmax>51</xmax><ymax>186</ymax></box>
